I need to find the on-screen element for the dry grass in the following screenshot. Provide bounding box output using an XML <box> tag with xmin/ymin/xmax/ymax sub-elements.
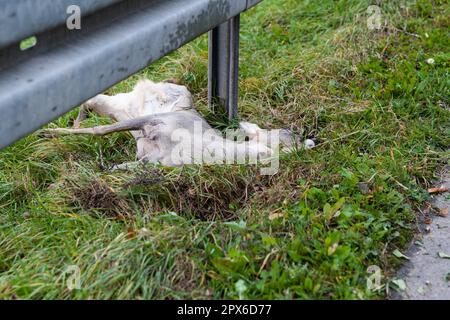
<box><xmin>0</xmin><ymin>0</ymin><xmax>448</xmax><ymax>299</ymax></box>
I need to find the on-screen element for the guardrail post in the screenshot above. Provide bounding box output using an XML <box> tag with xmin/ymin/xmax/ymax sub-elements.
<box><xmin>208</xmin><ymin>15</ymin><xmax>240</xmax><ymax>120</ymax></box>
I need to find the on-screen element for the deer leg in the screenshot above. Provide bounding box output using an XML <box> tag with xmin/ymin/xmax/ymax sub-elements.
<box><xmin>74</xmin><ymin>95</ymin><xmax>113</xmax><ymax>128</ymax></box>
<box><xmin>239</xmin><ymin>121</ymin><xmax>263</xmax><ymax>140</ymax></box>
<box><xmin>74</xmin><ymin>93</ymin><xmax>135</xmax><ymax>127</ymax></box>
<box><xmin>42</xmin><ymin>116</ymin><xmax>163</xmax><ymax>137</ymax></box>
<box><xmin>73</xmin><ymin>104</ymin><xmax>89</xmax><ymax>129</ymax></box>
<box><xmin>73</xmin><ymin>95</ymin><xmax>115</xmax><ymax>128</ymax></box>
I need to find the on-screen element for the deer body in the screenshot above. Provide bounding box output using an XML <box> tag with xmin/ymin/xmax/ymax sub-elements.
<box><xmin>44</xmin><ymin>80</ymin><xmax>313</xmax><ymax>169</ymax></box>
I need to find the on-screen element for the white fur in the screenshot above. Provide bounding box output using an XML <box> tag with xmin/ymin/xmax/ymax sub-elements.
<box><xmin>45</xmin><ymin>80</ymin><xmax>311</xmax><ymax>169</ymax></box>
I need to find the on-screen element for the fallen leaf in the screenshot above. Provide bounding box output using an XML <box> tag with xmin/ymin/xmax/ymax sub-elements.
<box><xmin>127</xmin><ymin>228</ymin><xmax>136</xmax><ymax>239</ymax></box>
<box><xmin>393</xmin><ymin>249</ymin><xmax>410</xmax><ymax>260</ymax></box>
<box><xmin>438</xmin><ymin>208</ymin><xmax>448</xmax><ymax>217</ymax></box>
<box><xmin>415</xmin><ymin>241</ymin><xmax>424</xmax><ymax>247</ymax></box>
<box><xmin>235</xmin><ymin>279</ymin><xmax>248</xmax><ymax>299</ymax></box>
<box><xmin>138</xmin><ymin>228</ymin><xmax>151</xmax><ymax>237</ymax></box>
<box><xmin>417</xmin><ymin>286</ymin><xmax>426</xmax><ymax>295</ymax></box>
<box><xmin>428</xmin><ymin>186</ymin><xmax>449</xmax><ymax>194</ymax></box>
<box><xmin>438</xmin><ymin>252</ymin><xmax>450</xmax><ymax>259</ymax></box>
<box><xmin>328</xmin><ymin>243</ymin><xmax>338</xmax><ymax>256</ymax></box>
<box><xmin>224</xmin><ymin>220</ymin><xmax>247</xmax><ymax>230</ymax></box>
<box><xmin>268</xmin><ymin>212</ymin><xmax>284</xmax><ymax>220</ymax></box>
<box><xmin>422</xmin><ymin>202</ymin><xmax>432</xmax><ymax>214</ymax></box>
<box><xmin>424</xmin><ymin>217</ymin><xmax>433</xmax><ymax>225</ymax></box>
<box><xmin>392</xmin><ymin>279</ymin><xmax>407</xmax><ymax>291</ymax></box>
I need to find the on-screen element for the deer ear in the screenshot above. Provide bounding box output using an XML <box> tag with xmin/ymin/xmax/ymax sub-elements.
<box><xmin>239</xmin><ymin>122</ymin><xmax>262</xmax><ymax>139</ymax></box>
<box><xmin>304</xmin><ymin>139</ymin><xmax>316</xmax><ymax>149</ymax></box>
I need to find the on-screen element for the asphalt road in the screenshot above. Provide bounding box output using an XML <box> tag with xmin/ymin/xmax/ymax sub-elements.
<box><xmin>392</xmin><ymin>167</ymin><xmax>450</xmax><ymax>300</ymax></box>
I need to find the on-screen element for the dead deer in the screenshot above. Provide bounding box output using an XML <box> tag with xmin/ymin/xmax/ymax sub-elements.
<box><xmin>42</xmin><ymin>80</ymin><xmax>314</xmax><ymax>170</ymax></box>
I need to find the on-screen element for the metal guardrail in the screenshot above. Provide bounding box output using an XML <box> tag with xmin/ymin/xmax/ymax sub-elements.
<box><xmin>0</xmin><ymin>0</ymin><xmax>263</xmax><ymax>150</ymax></box>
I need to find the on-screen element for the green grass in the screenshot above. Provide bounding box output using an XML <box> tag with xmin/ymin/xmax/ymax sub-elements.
<box><xmin>0</xmin><ymin>0</ymin><xmax>449</xmax><ymax>299</ymax></box>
